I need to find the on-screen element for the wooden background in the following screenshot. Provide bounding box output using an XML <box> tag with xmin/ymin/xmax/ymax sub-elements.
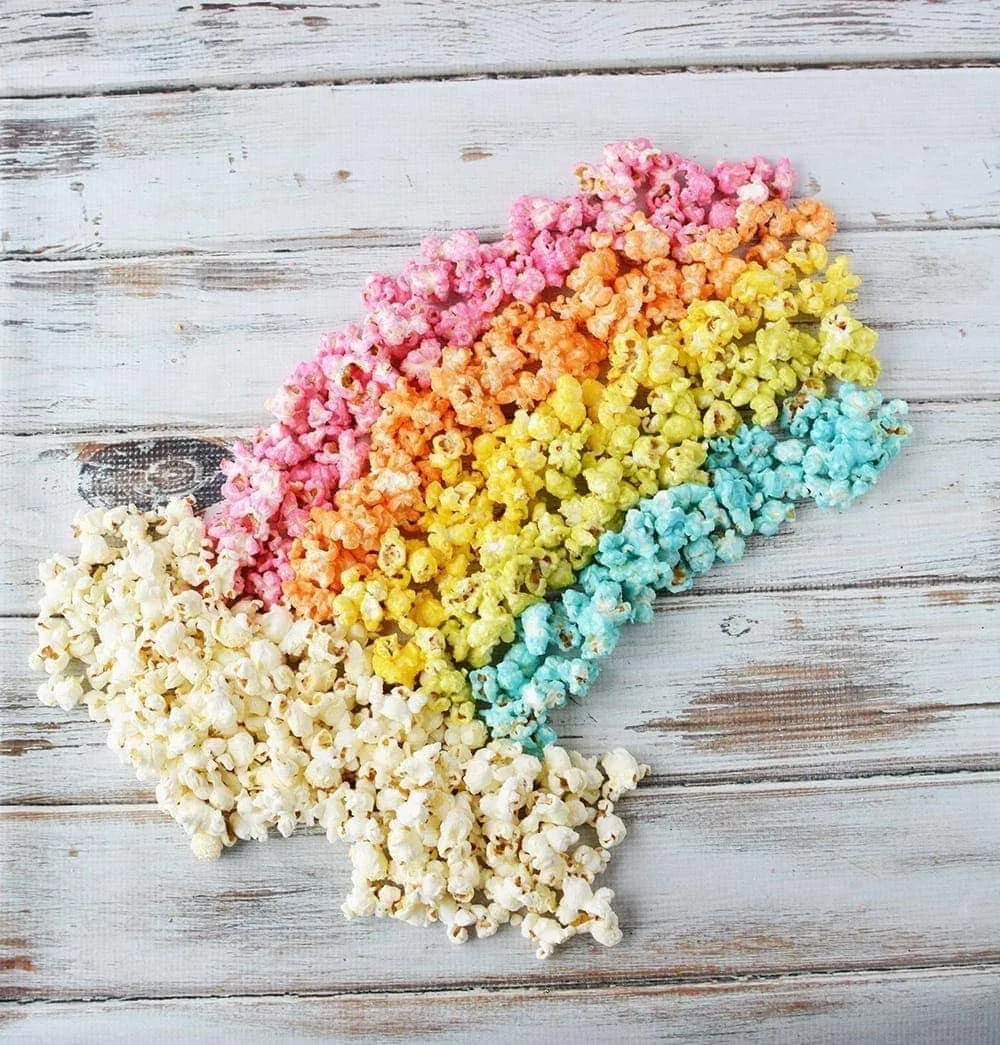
<box><xmin>2</xmin><ymin>2</ymin><xmax>999</xmax><ymax>1041</ymax></box>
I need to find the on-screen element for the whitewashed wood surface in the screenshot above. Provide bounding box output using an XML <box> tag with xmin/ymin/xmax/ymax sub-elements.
<box><xmin>2</xmin><ymin>3</ymin><xmax>999</xmax><ymax>1042</ymax></box>
<box><xmin>3</xmin><ymin>0</ymin><xmax>996</xmax><ymax>96</ymax></box>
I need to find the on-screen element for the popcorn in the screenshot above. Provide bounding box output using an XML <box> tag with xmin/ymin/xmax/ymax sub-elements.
<box><xmin>30</xmin><ymin>140</ymin><xmax>912</xmax><ymax>964</ymax></box>
<box><xmin>472</xmin><ymin>383</ymin><xmax>911</xmax><ymax>749</ymax></box>
<box><xmin>32</xmin><ymin>500</ymin><xmax>647</xmax><ymax>957</ymax></box>
<box><xmin>289</xmin><ymin>236</ymin><xmax>879</xmax><ymax>700</ymax></box>
<box><xmin>210</xmin><ymin>142</ymin><xmax>796</xmax><ymax>605</ymax></box>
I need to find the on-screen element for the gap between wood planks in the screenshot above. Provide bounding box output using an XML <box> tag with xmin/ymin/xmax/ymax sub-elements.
<box><xmin>5</xmin><ymin>220</ymin><xmax>1000</xmax><ymax>266</ymax></box>
<box><xmin>6</xmin><ymin>757</ymin><xmax>1000</xmax><ymax>806</ymax></box>
<box><xmin>4</xmin><ymin>571</ymin><xmax>999</xmax><ymax>624</ymax></box>
<box><xmin>3</xmin><ymin>57</ymin><xmax>999</xmax><ymax>103</ymax></box>
<box><xmin>4</xmin><ymin>396</ymin><xmax>998</xmax><ymax>439</ymax></box>
<box><xmin>2</xmin><ymin>959</ymin><xmax>999</xmax><ymax>1009</ymax></box>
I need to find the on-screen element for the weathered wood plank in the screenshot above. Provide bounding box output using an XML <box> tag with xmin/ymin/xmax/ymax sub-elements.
<box><xmin>3</xmin><ymin>0</ymin><xmax>998</xmax><ymax>97</ymax></box>
<box><xmin>2</xmin><ymin>69</ymin><xmax>997</xmax><ymax>260</ymax></box>
<box><xmin>4</xmin><ymin>398</ymin><xmax>997</xmax><ymax>617</ymax></box>
<box><xmin>3</xmin><ymin>228</ymin><xmax>996</xmax><ymax>434</ymax></box>
<box><xmin>1</xmin><ymin>773</ymin><xmax>998</xmax><ymax>1000</ymax></box>
<box><xmin>3</xmin><ymin>966</ymin><xmax>999</xmax><ymax>1045</ymax></box>
<box><xmin>4</xmin><ymin>584</ymin><xmax>998</xmax><ymax>805</ymax></box>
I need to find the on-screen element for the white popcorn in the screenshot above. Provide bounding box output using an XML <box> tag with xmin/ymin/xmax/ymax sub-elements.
<box><xmin>351</xmin><ymin>840</ymin><xmax>388</xmax><ymax>881</ymax></box>
<box><xmin>595</xmin><ymin>811</ymin><xmax>627</xmax><ymax>849</ymax></box>
<box><xmin>153</xmin><ymin>620</ymin><xmax>187</xmax><ymax>658</ymax></box>
<box><xmin>600</xmin><ymin>748</ymin><xmax>649</xmax><ymax>801</ymax></box>
<box><xmin>190</xmin><ymin>831</ymin><xmax>224</xmax><ymax>862</ymax></box>
<box><xmin>32</xmin><ymin>499</ymin><xmax>648</xmax><ymax>959</ymax></box>
<box><xmin>40</xmin><ymin>674</ymin><xmax>85</xmax><ymax>711</ymax></box>
<box><xmin>521</xmin><ymin>914</ymin><xmax>572</xmax><ymax>959</ymax></box>
<box><xmin>77</xmin><ymin>532</ymin><xmax>115</xmax><ymax>566</ymax></box>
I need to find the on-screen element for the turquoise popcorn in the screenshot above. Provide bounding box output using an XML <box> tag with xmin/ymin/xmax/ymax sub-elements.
<box><xmin>471</xmin><ymin>383</ymin><xmax>910</xmax><ymax>752</ymax></box>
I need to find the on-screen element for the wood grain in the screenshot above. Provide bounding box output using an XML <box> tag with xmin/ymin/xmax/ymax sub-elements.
<box><xmin>3</xmin><ymin>0</ymin><xmax>998</xmax><ymax>97</ymax></box>
<box><xmin>2</xmin><ymin>773</ymin><xmax>998</xmax><ymax>1000</ymax></box>
<box><xmin>4</xmin><ymin>583</ymin><xmax>999</xmax><ymax>805</ymax></box>
<box><xmin>3</xmin><ymin>227</ymin><xmax>997</xmax><ymax>435</ymax></box>
<box><xmin>2</xmin><ymin>966</ymin><xmax>999</xmax><ymax>1044</ymax></box>
<box><xmin>3</xmin><ymin>68</ymin><xmax>998</xmax><ymax>260</ymax></box>
<box><xmin>5</xmin><ymin>398</ymin><xmax>998</xmax><ymax>617</ymax></box>
<box><xmin>3</xmin><ymin>6</ymin><xmax>999</xmax><ymax>1034</ymax></box>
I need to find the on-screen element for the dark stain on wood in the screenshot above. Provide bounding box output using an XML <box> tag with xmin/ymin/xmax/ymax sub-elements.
<box><xmin>634</xmin><ymin>662</ymin><xmax>930</xmax><ymax>751</ymax></box>
<box><xmin>8</xmin><ymin>265</ymin><xmax>100</xmax><ymax>295</ymax></box>
<box><xmin>176</xmin><ymin>886</ymin><xmax>313</xmax><ymax>931</ymax></box>
<box><xmin>76</xmin><ymin>438</ymin><xmax>232</xmax><ymax>512</ymax></box>
<box><xmin>0</xmin><ymin>117</ymin><xmax>97</xmax><ymax>181</ymax></box>
<box><xmin>190</xmin><ymin>0</ymin><xmax>379</xmax><ymax>11</ymax></box>
<box><xmin>720</xmin><ymin>614</ymin><xmax>757</xmax><ymax>637</ymax></box>
<box><xmin>953</xmin><ymin>947</ymin><xmax>1000</xmax><ymax>965</ymax></box>
<box><xmin>68</xmin><ymin>848</ymin><xmax>79</xmax><ymax>857</ymax></box>
<box><xmin>303</xmin><ymin>14</ymin><xmax>329</xmax><ymax>27</ymax></box>
<box><xmin>926</xmin><ymin>588</ymin><xmax>971</xmax><ymax>605</ymax></box>
<box><xmin>11</xmin><ymin>28</ymin><xmax>90</xmax><ymax>46</ymax></box>
<box><xmin>0</xmin><ymin>806</ymin><xmax>160</xmax><ymax>824</ymax></box>
<box><xmin>198</xmin><ymin>1</ymin><xmax>307</xmax><ymax>10</ymax></box>
<box><xmin>676</xmin><ymin>930</ymin><xmax>798</xmax><ymax>957</ymax></box>
<box><xmin>756</xmin><ymin>998</ymin><xmax>839</xmax><ymax>1019</ymax></box>
<box><xmin>214</xmin><ymin>887</ymin><xmax>306</xmax><ymax>902</ymax></box>
<box><xmin>335</xmin><ymin>169</ymin><xmax>352</xmax><ymax>181</ymax></box>
<box><xmin>108</xmin><ymin>263</ymin><xmax>166</xmax><ymax>298</ymax></box>
<box><xmin>23</xmin><ymin>721</ymin><xmax>62</xmax><ymax>733</ymax></box>
<box><xmin>911</xmin><ymin>701</ymin><xmax>1000</xmax><ymax>714</ymax></box>
<box><xmin>0</xmin><ymin>956</ymin><xmax>35</xmax><ymax>973</ymax></box>
<box><xmin>12</xmin><ymin>28</ymin><xmax>90</xmax><ymax>46</ymax></box>
<box><xmin>0</xmin><ymin>938</ymin><xmax>28</xmax><ymax>948</ymax></box>
<box><xmin>0</xmin><ymin>738</ymin><xmax>54</xmax><ymax>757</ymax></box>
<box><xmin>461</xmin><ymin>147</ymin><xmax>493</xmax><ymax>162</ymax></box>
<box><xmin>196</xmin><ymin>258</ymin><xmax>308</xmax><ymax>292</ymax></box>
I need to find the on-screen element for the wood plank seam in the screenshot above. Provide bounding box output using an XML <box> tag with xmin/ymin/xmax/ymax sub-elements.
<box><xmin>4</xmin><ymin>573</ymin><xmax>998</xmax><ymax>624</ymax></box>
<box><xmin>7</xmin><ymin>757</ymin><xmax>1000</xmax><ymax>808</ymax></box>
<box><xmin>4</xmin><ymin>219</ymin><xmax>1000</xmax><ymax>267</ymax></box>
<box><xmin>4</xmin><ymin>958</ymin><xmax>1000</xmax><ymax>1007</ymax></box>
<box><xmin>4</xmin><ymin>57</ymin><xmax>1000</xmax><ymax>104</ymax></box>
<box><xmin>0</xmin><ymin>399</ymin><xmax>994</xmax><ymax>440</ymax></box>
<box><xmin>7</xmin><ymin>765</ymin><xmax>1000</xmax><ymax>812</ymax></box>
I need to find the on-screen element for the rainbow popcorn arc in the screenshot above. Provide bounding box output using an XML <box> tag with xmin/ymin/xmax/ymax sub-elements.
<box><xmin>31</xmin><ymin>139</ymin><xmax>910</xmax><ymax>959</ymax></box>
